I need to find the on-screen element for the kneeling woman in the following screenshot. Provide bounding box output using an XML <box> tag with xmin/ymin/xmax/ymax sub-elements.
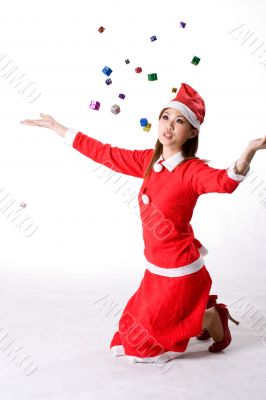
<box><xmin>20</xmin><ymin>83</ymin><xmax>266</xmax><ymax>364</ymax></box>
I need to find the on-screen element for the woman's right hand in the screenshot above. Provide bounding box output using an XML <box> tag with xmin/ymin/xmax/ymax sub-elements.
<box><xmin>20</xmin><ymin>113</ymin><xmax>56</xmax><ymax>129</ymax></box>
<box><xmin>20</xmin><ymin>113</ymin><xmax>68</xmax><ymax>137</ymax></box>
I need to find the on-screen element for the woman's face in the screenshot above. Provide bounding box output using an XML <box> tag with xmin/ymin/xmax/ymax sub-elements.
<box><xmin>158</xmin><ymin>108</ymin><xmax>198</xmax><ymax>153</ymax></box>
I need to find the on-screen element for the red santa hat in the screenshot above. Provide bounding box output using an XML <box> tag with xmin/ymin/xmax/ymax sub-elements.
<box><xmin>162</xmin><ymin>83</ymin><xmax>205</xmax><ymax>130</ymax></box>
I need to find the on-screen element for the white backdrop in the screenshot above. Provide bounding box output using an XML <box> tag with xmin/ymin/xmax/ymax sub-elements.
<box><xmin>0</xmin><ymin>0</ymin><xmax>266</xmax><ymax>279</ymax></box>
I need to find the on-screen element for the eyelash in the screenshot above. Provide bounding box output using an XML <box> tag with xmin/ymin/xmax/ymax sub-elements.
<box><xmin>162</xmin><ymin>115</ymin><xmax>183</xmax><ymax>124</ymax></box>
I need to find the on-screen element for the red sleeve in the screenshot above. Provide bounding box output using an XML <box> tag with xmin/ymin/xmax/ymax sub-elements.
<box><xmin>72</xmin><ymin>131</ymin><xmax>153</xmax><ymax>178</ymax></box>
<box><xmin>189</xmin><ymin>160</ymin><xmax>245</xmax><ymax>195</ymax></box>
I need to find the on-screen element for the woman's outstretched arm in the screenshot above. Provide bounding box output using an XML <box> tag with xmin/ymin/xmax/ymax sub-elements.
<box><xmin>20</xmin><ymin>113</ymin><xmax>68</xmax><ymax>137</ymax></box>
<box><xmin>189</xmin><ymin>135</ymin><xmax>266</xmax><ymax>195</ymax></box>
<box><xmin>233</xmin><ymin>136</ymin><xmax>266</xmax><ymax>175</ymax></box>
<box><xmin>20</xmin><ymin>114</ymin><xmax>153</xmax><ymax>178</ymax></box>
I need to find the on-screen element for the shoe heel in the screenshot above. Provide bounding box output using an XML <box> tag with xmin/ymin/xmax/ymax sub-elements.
<box><xmin>228</xmin><ymin>312</ymin><xmax>239</xmax><ymax>326</ymax></box>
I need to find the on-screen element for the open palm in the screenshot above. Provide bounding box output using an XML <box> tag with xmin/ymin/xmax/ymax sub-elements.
<box><xmin>250</xmin><ymin>136</ymin><xmax>266</xmax><ymax>151</ymax></box>
<box><xmin>20</xmin><ymin>113</ymin><xmax>56</xmax><ymax>129</ymax></box>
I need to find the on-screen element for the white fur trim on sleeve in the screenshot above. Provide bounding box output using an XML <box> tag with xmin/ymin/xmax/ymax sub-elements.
<box><xmin>227</xmin><ymin>161</ymin><xmax>249</xmax><ymax>181</ymax></box>
<box><xmin>63</xmin><ymin>127</ymin><xmax>79</xmax><ymax>146</ymax></box>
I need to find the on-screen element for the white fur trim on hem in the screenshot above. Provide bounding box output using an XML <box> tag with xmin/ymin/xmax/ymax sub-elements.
<box><xmin>126</xmin><ymin>351</ymin><xmax>181</xmax><ymax>364</ymax></box>
<box><xmin>111</xmin><ymin>345</ymin><xmax>125</xmax><ymax>356</ymax></box>
<box><xmin>110</xmin><ymin>346</ymin><xmax>181</xmax><ymax>363</ymax></box>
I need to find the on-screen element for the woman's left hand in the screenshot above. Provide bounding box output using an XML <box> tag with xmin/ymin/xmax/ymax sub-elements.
<box><xmin>248</xmin><ymin>136</ymin><xmax>266</xmax><ymax>152</ymax></box>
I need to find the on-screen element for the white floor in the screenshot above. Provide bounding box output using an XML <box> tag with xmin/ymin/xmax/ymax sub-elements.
<box><xmin>0</xmin><ymin>271</ymin><xmax>266</xmax><ymax>400</ymax></box>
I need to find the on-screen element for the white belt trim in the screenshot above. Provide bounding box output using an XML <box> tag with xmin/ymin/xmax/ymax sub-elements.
<box><xmin>146</xmin><ymin>255</ymin><xmax>205</xmax><ymax>277</ymax></box>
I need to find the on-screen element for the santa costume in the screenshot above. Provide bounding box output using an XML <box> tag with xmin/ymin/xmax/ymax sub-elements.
<box><xmin>63</xmin><ymin>83</ymin><xmax>247</xmax><ymax>364</ymax></box>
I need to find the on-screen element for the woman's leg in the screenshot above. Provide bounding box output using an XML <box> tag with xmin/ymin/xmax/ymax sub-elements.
<box><xmin>202</xmin><ymin>307</ymin><xmax>224</xmax><ymax>342</ymax></box>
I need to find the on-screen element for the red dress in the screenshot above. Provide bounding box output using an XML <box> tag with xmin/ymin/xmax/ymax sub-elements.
<box><xmin>64</xmin><ymin>128</ymin><xmax>246</xmax><ymax>364</ymax></box>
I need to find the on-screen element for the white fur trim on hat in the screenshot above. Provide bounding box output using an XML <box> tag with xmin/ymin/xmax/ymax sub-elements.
<box><xmin>162</xmin><ymin>101</ymin><xmax>200</xmax><ymax>130</ymax></box>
